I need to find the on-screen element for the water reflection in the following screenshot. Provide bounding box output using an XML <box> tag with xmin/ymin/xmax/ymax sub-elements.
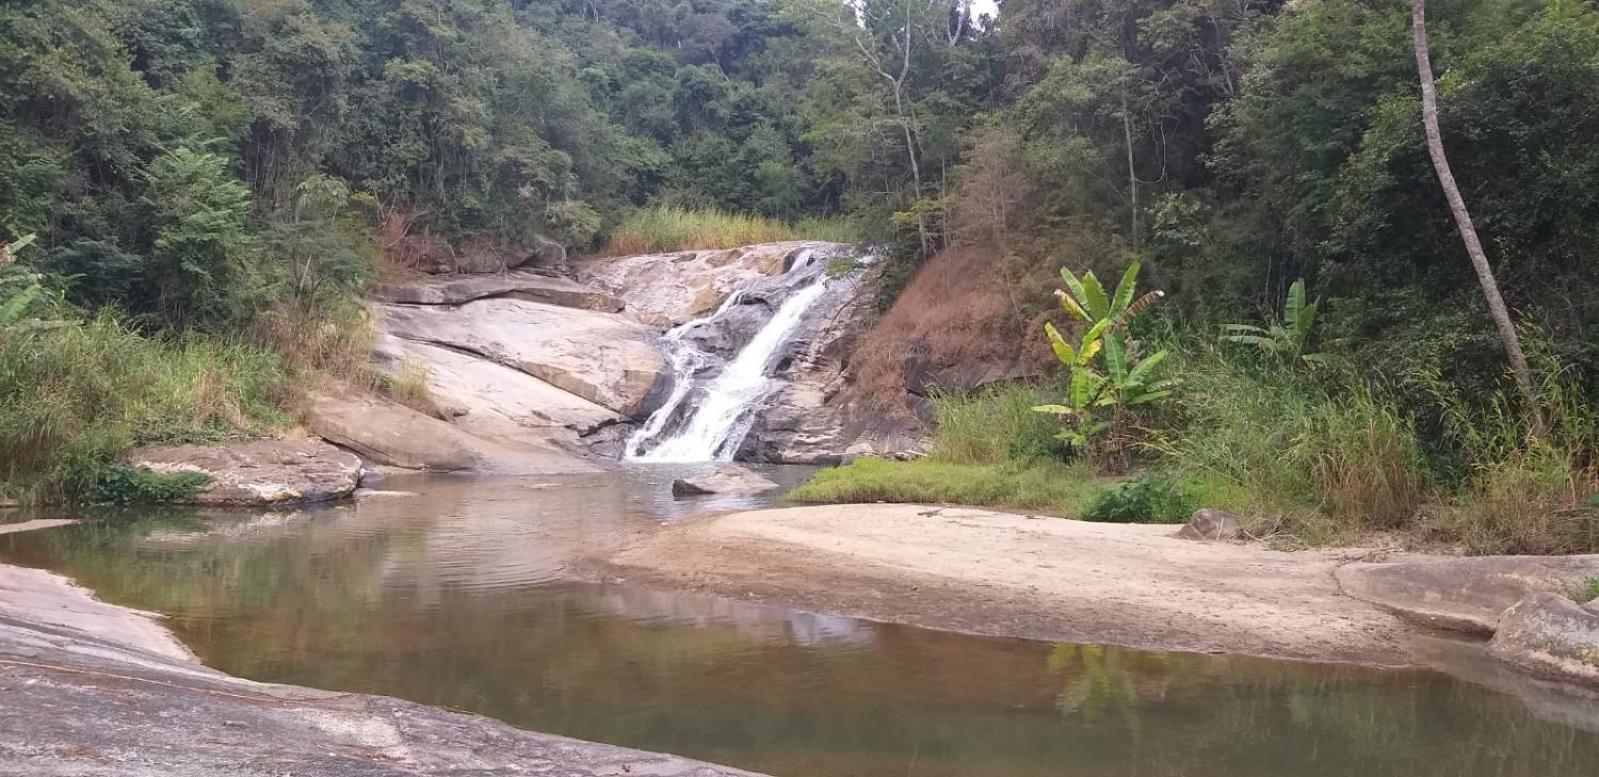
<box><xmin>2</xmin><ymin>468</ymin><xmax>1599</xmax><ymax>777</ymax></box>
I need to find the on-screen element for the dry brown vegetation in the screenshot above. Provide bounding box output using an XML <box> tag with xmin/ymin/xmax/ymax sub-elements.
<box><xmin>846</xmin><ymin>237</ymin><xmax>1134</xmax><ymax>409</ymax></box>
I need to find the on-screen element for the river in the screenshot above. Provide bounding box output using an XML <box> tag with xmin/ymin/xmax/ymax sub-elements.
<box><xmin>3</xmin><ymin>466</ymin><xmax>1599</xmax><ymax>777</ymax></box>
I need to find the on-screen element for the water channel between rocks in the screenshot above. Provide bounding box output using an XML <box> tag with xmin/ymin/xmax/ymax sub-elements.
<box><xmin>4</xmin><ymin>465</ymin><xmax>1599</xmax><ymax>777</ymax></box>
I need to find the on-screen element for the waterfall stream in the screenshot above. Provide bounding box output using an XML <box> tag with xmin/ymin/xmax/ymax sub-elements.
<box><xmin>626</xmin><ymin>252</ymin><xmax>833</xmax><ymax>462</ymax></box>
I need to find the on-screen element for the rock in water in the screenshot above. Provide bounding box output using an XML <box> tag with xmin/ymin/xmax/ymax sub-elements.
<box><xmin>1487</xmin><ymin>593</ymin><xmax>1599</xmax><ymax>684</ymax></box>
<box><xmin>127</xmin><ymin>439</ymin><xmax>361</xmax><ymax>506</ymax></box>
<box><xmin>672</xmin><ymin>465</ymin><xmax>780</xmax><ymax>497</ymax></box>
<box><xmin>1176</xmin><ymin>508</ymin><xmax>1244</xmax><ymax>541</ymax></box>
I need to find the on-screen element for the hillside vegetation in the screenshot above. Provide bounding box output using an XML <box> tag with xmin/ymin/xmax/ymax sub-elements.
<box><xmin>4</xmin><ymin>0</ymin><xmax>1599</xmax><ymax>545</ymax></box>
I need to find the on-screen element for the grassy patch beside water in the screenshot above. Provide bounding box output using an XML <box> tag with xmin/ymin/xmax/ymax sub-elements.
<box><xmin>787</xmin><ymin>457</ymin><xmax>1107</xmax><ymax>517</ymax></box>
<box><xmin>0</xmin><ymin>313</ymin><xmax>293</xmax><ymax>502</ymax></box>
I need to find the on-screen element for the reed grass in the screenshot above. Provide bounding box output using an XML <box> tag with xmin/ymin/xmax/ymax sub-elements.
<box><xmin>599</xmin><ymin>207</ymin><xmax>861</xmax><ymax>256</ymax></box>
<box><xmin>0</xmin><ymin>312</ymin><xmax>292</xmax><ymax>501</ymax></box>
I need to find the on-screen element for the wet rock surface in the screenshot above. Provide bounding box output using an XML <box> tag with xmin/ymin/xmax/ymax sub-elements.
<box><xmin>749</xmin><ymin>265</ymin><xmax>928</xmax><ymax>463</ymax></box>
<box><xmin>127</xmin><ymin>439</ymin><xmax>361</xmax><ymax>506</ymax></box>
<box><xmin>672</xmin><ymin>465</ymin><xmax>780</xmax><ymax>496</ymax></box>
<box><xmin>1487</xmin><ymin>593</ymin><xmax>1599</xmax><ymax>684</ymax></box>
<box><xmin>0</xmin><ymin>565</ymin><xmax>762</xmax><ymax>777</ymax></box>
<box><xmin>1336</xmin><ymin>555</ymin><xmax>1599</xmax><ymax>635</ymax></box>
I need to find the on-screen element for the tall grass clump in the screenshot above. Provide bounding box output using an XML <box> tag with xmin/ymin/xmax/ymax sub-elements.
<box><xmin>1422</xmin><ymin>351</ymin><xmax>1599</xmax><ymax>554</ymax></box>
<box><xmin>600</xmin><ymin>207</ymin><xmax>798</xmax><ymax>256</ymax></box>
<box><xmin>1157</xmin><ymin>346</ymin><xmax>1430</xmax><ymax>535</ymax></box>
<box><xmin>929</xmin><ymin>383</ymin><xmax>1065</xmax><ymax>464</ymax></box>
<box><xmin>0</xmin><ymin>312</ymin><xmax>292</xmax><ymax>501</ymax></box>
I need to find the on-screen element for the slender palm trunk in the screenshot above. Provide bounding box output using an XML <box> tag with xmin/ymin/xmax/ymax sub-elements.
<box><xmin>1411</xmin><ymin>0</ymin><xmax>1541</xmax><ymax>428</ymax></box>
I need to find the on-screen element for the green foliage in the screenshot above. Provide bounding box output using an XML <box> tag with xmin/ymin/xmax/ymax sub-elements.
<box><xmin>68</xmin><ymin>463</ymin><xmax>212</xmax><ymax>506</ymax></box>
<box><xmin>1034</xmin><ymin>261</ymin><xmax>1175</xmax><ymax>469</ymax></box>
<box><xmin>1221</xmin><ymin>279</ymin><xmax>1331</xmax><ymax>367</ymax></box>
<box><xmin>1583</xmin><ymin>578</ymin><xmax>1599</xmax><ymax>602</ymax></box>
<box><xmin>931</xmin><ymin>383</ymin><xmax>1067</xmax><ymax>465</ymax></box>
<box><xmin>1081</xmin><ymin>474</ymin><xmax>1195</xmax><ymax>524</ymax></box>
<box><xmin>0</xmin><ymin>312</ymin><xmax>289</xmax><ymax>501</ymax></box>
<box><xmin>787</xmin><ymin>457</ymin><xmax>1103</xmax><ymax>518</ymax></box>
<box><xmin>1156</xmin><ymin>348</ymin><xmax>1430</xmax><ymax>531</ymax></box>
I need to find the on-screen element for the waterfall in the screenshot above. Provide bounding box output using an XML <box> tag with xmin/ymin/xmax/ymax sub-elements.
<box><xmin>626</xmin><ymin>253</ymin><xmax>833</xmax><ymax>462</ymax></box>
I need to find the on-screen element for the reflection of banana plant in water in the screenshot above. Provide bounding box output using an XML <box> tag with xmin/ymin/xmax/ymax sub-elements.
<box><xmin>1220</xmin><ymin>279</ymin><xmax>1332</xmax><ymax>367</ymax></box>
<box><xmin>1047</xmin><ymin>643</ymin><xmax>1146</xmax><ymax>732</ymax></box>
<box><xmin>1033</xmin><ymin>261</ymin><xmax>1176</xmax><ymax>472</ymax></box>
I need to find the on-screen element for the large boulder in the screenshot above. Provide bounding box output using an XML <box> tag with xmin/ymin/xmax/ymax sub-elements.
<box><xmin>372</xmin><ymin>334</ymin><xmax>624</xmax><ymax>452</ymax></box>
<box><xmin>127</xmin><ymin>439</ymin><xmax>361</xmax><ymax>506</ymax></box>
<box><xmin>381</xmin><ymin>298</ymin><xmax>667</xmax><ymax>417</ymax></box>
<box><xmin>578</xmin><ymin>241</ymin><xmax>844</xmax><ymax>328</ymax></box>
<box><xmin>1487</xmin><ymin>593</ymin><xmax>1599</xmax><ymax>684</ymax></box>
<box><xmin>1336</xmin><ymin>555</ymin><xmax>1599</xmax><ymax>635</ymax></box>
<box><xmin>370</xmin><ymin>272</ymin><xmax>622</xmax><ymax>311</ymax></box>
<box><xmin>672</xmin><ymin>464</ymin><xmax>780</xmax><ymax>497</ymax></box>
<box><xmin>307</xmin><ymin>392</ymin><xmax>602</xmax><ymax>475</ymax></box>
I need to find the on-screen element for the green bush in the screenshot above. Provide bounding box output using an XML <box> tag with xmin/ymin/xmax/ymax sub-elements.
<box><xmin>68</xmin><ymin>464</ymin><xmax>212</xmax><ymax>505</ymax></box>
<box><xmin>1081</xmin><ymin>474</ymin><xmax>1196</xmax><ymax>524</ymax></box>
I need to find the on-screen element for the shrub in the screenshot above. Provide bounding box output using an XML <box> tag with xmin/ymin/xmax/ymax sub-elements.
<box><xmin>1081</xmin><ymin>474</ymin><xmax>1196</xmax><ymax>524</ymax></box>
<box><xmin>68</xmin><ymin>463</ymin><xmax>212</xmax><ymax>505</ymax></box>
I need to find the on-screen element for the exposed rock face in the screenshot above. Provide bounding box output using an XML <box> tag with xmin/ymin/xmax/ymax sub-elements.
<box><xmin>307</xmin><ymin>392</ymin><xmax>602</xmax><ymax>475</ymax></box>
<box><xmin>578</xmin><ymin>241</ymin><xmax>839</xmax><ymax>328</ymax></box>
<box><xmin>749</xmin><ymin>266</ymin><xmax>928</xmax><ymax>463</ymax></box>
<box><xmin>672</xmin><ymin>465</ymin><xmax>780</xmax><ymax>496</ymax></box>
<box><xmin>1176</xmin><ymin>508</ymin><xmax>1245</xmax><ymax>542</ymax></box>
<box><xmin>373</xmin><ymin>334</ymin><xmax>624</xmax><ymax>452</ymax></box>
<box><xmin>127</xmin><ymin>439</ymin><xmax>361</xmax><ymax>506</ymax></box>
<box><xmin>0</xmin><ymin>564</ymin><xmax>765</xmax><ymax>777</ymax></box>
<box><xmin>382</xmin><ymin>298</ymin><xmax>666</xmax><ymax>418</ymax></box>
<box><xmin>371</xmin><ymin>271</ymin><xmax>623</xmax><ymax>310</ymax></box>
<box><xmin>1487</xmin><ymin>593</ymin><xmax>1599</xmax><ymax>684</ymax></box>
<box><xmin>1336</xmin><ymin>555</ymin><xmax>1599</xmax><ymax>635</ymax></box>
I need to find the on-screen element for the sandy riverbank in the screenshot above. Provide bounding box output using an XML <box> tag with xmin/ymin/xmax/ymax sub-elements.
<box><xmin>600</xmin><ymin>504</ymin><xmax>1438</xmax><ymax>666</ymax></box>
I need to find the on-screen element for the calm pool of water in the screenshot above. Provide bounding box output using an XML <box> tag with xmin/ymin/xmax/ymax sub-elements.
<box><xmin>4</xmin><ymin>464</ymin><xmax>1599</xmax><ymax>777</ymax></box>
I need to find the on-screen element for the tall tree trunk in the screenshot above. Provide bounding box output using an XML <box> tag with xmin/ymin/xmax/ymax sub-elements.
<box><xmin>1411</xmin><ymin>0</ymin><xmax>1541</xmax><ymax>427</ymax></box>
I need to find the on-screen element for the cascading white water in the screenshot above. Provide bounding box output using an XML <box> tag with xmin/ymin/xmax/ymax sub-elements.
<box><xmin>627</xmin><ymin>254</ymin><xmax>832</xmax><ymax>462</ymax></box>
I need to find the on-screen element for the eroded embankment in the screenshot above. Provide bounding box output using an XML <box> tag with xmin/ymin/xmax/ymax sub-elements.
<box><xmin>0</xmin><ymin>563</ymin><xmax>762</xmax><ymax>777</ymax></box>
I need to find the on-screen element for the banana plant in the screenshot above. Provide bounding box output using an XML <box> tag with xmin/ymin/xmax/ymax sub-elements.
<box><xmin>0</xmin><ymin>233</ymin><xmax>45</xmax><ymax>331</ymax></box>
<box><xmin>1033</xmin><ymin>261</ymin><xmax>1175</xmax><ymax>464</ymax></box>
<box><xmin>1220</xmin><ymin>278</ymin><xmax>1331</xmax><ymax>367</ymax></box>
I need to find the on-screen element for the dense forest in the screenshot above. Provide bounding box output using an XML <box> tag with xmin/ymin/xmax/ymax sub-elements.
<box><xmin>5</xmin><ymin>0</ymin><xmax>1599</xmax><ymax>548</ymax></box>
